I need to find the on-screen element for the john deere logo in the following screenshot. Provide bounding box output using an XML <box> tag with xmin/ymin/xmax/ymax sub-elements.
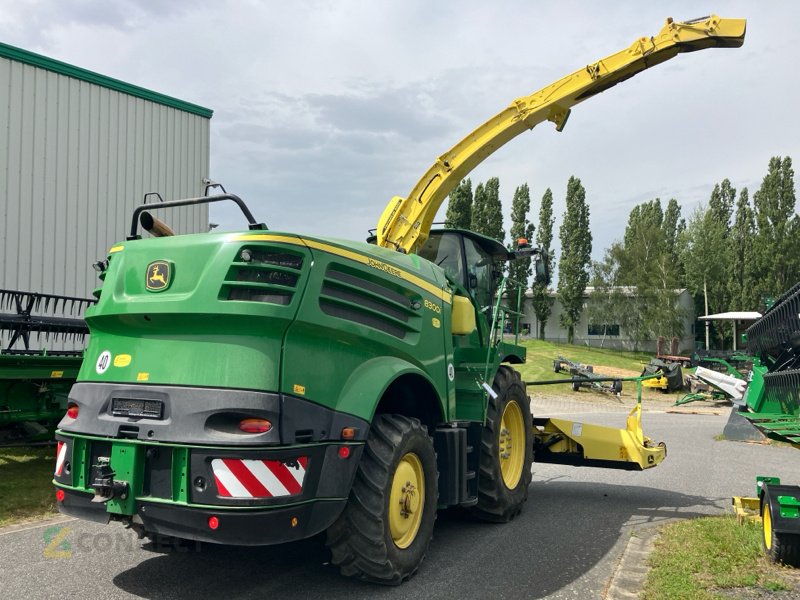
<box><xmin>146</xmin><ymin>261</ymin><xmax>172</xmax><ymax>291</ymax></box>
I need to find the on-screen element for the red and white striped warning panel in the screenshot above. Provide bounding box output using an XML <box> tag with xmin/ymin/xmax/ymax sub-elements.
<box><xmin>55</xmin><ymin>441</ymin><xmax>67</xmax><ymax>476</ymax></box>
<box><xmin>211</xmin><ymin>457</ymin><xmax>309</xmax><ymax>498</ymax></box>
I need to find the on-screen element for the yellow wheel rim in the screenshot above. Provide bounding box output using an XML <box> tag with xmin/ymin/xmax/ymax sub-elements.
<box><xmin>763</xmin><ymin>502</ymin><xmax>773</xmax><ymax>550</ymax></box>
<box><xmin>389</xmin><ymin>452</ymin><xmax>425</xmax><ymax>549</ymax></box>
<box><xmin>499</xmin><ymin>400</ymin><xmax>526</xmax><ymax>489</ymax></box>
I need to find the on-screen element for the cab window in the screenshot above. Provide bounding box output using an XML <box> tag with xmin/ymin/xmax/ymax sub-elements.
<box><xmin>463</xmin><ymin>237</ymin><xmax>494</xmax><ymax>310</ymax></box>
<box><xmin>418</xmin><ymin>232</ymin><xmax>464</xmax><ymax>284</ymax></box>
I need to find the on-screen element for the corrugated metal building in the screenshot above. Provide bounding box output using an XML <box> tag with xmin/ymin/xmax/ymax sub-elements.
<box><xmin>0</xmin><ymin>41</ymin><xmax>212</xmax><ymax>301</ymax></box>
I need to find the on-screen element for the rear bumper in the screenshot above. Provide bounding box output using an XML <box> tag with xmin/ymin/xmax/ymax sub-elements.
<box><xmin>53</xmin><ymin>382</ymin><xmax>368</xmax><ymax>544</ymax></box>
<box><xmin>58</xmin><ymin>382</ymin><xmax>368</xmax><ymax>446</ymax></box>
<box><xmin>54</xmin><ymin>431</ymin><xmax>363</xmax><ymax>545</ymax></box>
<box><xmin>57</xmin><ymin>487</ymin><xmax>347</xmax><ymax>545</ymax></box>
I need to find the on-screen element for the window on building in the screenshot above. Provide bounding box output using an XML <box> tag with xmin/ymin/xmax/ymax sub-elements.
<box><xmin>588</xmin><ymin>324</ymin><xmax>620</xmax><ymax>336</ymax></box>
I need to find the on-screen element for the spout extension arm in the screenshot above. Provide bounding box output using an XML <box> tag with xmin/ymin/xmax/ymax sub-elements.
<box><xmin>376</xmin><ymin>15</ymin><xmax>745</xmax><ymax>254</ymax></box>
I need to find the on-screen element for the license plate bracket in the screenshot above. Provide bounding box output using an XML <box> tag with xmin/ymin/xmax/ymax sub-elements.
<box><xmin>111</xmin><ymin>398</ymin><xmax>164</xmax><ymax>419</ymax></box>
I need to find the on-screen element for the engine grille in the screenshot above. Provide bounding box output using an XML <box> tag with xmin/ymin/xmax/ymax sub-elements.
<box><xmin>319</xmin><ymin>267</ymin><xmax>421</xmax><ymax>339</ymax></box>
<box><xmin>221</xmin><ymin>246</ymin><xmax>305</xmax><ymax>306</ymax></box>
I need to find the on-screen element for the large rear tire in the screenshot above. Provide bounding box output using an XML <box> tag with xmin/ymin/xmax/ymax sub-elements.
<box><xmin>326</xmin><ymin>414</ymin><xmax>438</xmax><ymax>584</ymax></box>
<box><xmin>470</xmin><ymin>366</ymin><xmax>533</xmax><ymax>522</ymax></box>
<box><xmin>762</xmin><ymin>488</ymin><xmax>800</xmax><ymax>567</ymax></box>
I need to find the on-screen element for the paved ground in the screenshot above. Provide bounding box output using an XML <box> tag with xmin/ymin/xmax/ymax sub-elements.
<box><xmin>0</xmin><ymin>394</ymin><xmax>796</xmax><ymax>599</ymax></box>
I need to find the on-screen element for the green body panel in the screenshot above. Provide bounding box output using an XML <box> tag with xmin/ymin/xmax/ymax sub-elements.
<box><xmin>777</xmin><ymin>495</ymin><xmax>800</xmax><ymax>519</ymax></box>
<box><xmin>279</xmin><ymin>237</ymin><xmax>451</xmax><ymax>421</ymax></box>
<box><xmin>744</xmin><ymin>358</ymin><xmax>799</xmax><ymax>418</ymax></box>
<box><xmin>80</xmin><ymin>233</ymin><xmax>307</xmax><ymax>392</ymax></box>
<box><xmin>81</xmin><ymin>231</ymin><xmax>463</xmax><ymax>423</ymax></box>
<box><xmin>106</xmin><ymin>443</ymin><xmax>144</xmax><ymax>515</ymax></box>
<box><xmin>171</xmin><ymin>447</ymin><xmax>190</xmax><ymax>504</ymax></box>
<box><xmin>744</xmin><ymin>361</ymin><xmax>770</xmax><ymax>414</ymax></box>
<box><xmin>452</xmin><ymin>341</ymin><xmax>492</xmax><ymax>422</ymax></box>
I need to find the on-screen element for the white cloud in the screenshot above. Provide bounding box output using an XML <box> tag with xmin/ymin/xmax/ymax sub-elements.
<box><xmin>2</xmin><ymin>0</ymin><xmax>798</xmax><ymax>261</ymax></box>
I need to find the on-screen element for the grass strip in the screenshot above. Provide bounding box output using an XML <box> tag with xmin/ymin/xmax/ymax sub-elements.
<box><xmin>0</xmin><ymin>447</ymin><xmax>58</xmax><ymax>528</ymax></box>
<box><xmin>642</xmin><ymin>516</ymin><xmax>794</xmax><ymax>599</ymax></box>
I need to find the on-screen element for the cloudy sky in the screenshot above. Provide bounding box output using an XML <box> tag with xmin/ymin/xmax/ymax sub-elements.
<box><xmin>3</xmin><ymin>1</ymin><xmax>798</xmax><ymax>263</ymax></box>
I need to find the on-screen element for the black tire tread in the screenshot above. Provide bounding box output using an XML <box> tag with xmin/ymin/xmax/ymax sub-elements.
<box><xmin>470</xmin><ymin>366</ymin><xmax>533</xmax><ymax>522</ymax></box>
<box><xmin>770</xmin><ymin>531</ymin><xmax>800</xmax><ymax>567</ymax></box>
<box><xmin>326</xmin><ymin>414</ymin><xmax>437</xmax><ymax>585</ymax></box>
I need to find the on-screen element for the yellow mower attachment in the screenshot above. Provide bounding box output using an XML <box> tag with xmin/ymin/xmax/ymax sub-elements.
<box><xmin>533</xmin><ymin>403</ymin><xmax>667</xmax><ymax>471</ymax></box>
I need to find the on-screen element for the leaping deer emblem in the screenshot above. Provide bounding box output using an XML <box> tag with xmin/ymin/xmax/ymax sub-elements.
<box><xmin>147</xmin><ymin>262</ymin><xmax>170</xmax><ymax>290</ymax></box>
<box><xmin>149</xmin><ymin>266</ymin><xmax>166</xmax><ymax>285</ymax></box>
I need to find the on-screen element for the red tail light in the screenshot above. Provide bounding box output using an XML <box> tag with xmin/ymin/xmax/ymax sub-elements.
<box><xmin>239</xmin><ymin>418</ymin><xmax>272</xmax><ymax>434</ymax></box>
<box><xmin>66</xmin><ymin>404</ymin><xmax>79</xmax><ymax>419</ymax></box>
<box><xmin>208</xmin><ymin>516</ymin><xmax>219</xmax><ymax>530</ymax></box>
<box><xmin>56</xmin><ymin>489</ymin><xmax>65</xmax><ymax>502</ymax></box>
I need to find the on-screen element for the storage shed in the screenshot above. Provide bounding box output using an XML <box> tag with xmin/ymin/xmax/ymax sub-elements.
<box><xmin>0</xmin><ymin>41</ymin><xmax>212</xmax><ymax>300</ymax></box>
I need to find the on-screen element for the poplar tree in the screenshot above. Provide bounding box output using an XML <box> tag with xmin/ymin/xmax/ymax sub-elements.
<box><xmin>680</xmin><ymin>198</ymin><xmax>731</xmax><ymax>347</ymax></box>
<box><xmin>508</xmin><ymin>183</ymin><xmax>534</xmax><ymax>327</ymax></box>
<box><xmin>728</xmin><ymin>187</ymin><xmax>757</xmax><ymax>310</ymax></box>
<box><xmin>531</xmin><ymin>188</ymin><xmax>555</xmax><ymax>339</ymax></box>
<box><xmin>445</xmin><ymin>179</ymin><xmax>473</xmax><ymax>229</ymax></box>
<box><xmin>752</xmin><ymin>156</ymin><xmax>798</xmax><ymax>304</ymax></box>
<box><xmin>471</xmin><ymin>177</ymin><xmax>504</xmax><ymax>242</ymax></box>
<box><xmin>557</xmin><ymin>176</ymin><xmax>592</xmax><ymax>343</ymax></box>
<box><xmin>471</xmin><ymin>182</ymin><xmax>487</xmax><ymax>235</ymax></box>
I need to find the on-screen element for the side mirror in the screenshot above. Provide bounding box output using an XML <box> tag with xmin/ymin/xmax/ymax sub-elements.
<box><xmin>534</xmin><ymin>249</ymin><xmax>550</xmax><ymax>285</ymax></box>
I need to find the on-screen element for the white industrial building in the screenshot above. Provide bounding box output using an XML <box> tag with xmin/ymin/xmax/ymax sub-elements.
<box><xmin>519</xmin><ymin>287</ymin><xmax>697</xmax><ymax>353</ymax></box>
<box><xmin>0</xmin><ymin>41</ymin><xmax>212</xmax><ymax>300</ymax></box>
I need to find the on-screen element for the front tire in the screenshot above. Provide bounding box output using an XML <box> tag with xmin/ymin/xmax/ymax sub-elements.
<box><xmin>326</xmin><ymin>414</ymin><xmax>438</xmax><ymax>584</ymax></box>
<box><xmin>471</xmin><ymin>366</ymin><xmax>533</xmax><ymax>522</ymax></box>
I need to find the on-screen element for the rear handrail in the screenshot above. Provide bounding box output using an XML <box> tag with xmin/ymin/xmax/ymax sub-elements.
<box><xmin>128</xmin><ymin>193</ymin><xmax>267</xmax><ymax>240</ymax></box>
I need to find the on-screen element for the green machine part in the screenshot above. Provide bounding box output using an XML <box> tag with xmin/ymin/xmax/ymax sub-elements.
<box><xmin>739</xmin><ymin>282</ymin><xmax>800</xmax><ymax>443</ymax></box>
<box><xmin>0</xmin><ymin>353</ymin><xmax>82</xmax><ymax>443</ymax></box>
<box><xmin>734</xmin><ymin>282</ymin><xmax>800</xmax><ymax>568</ymax></box>
<box><xmin>0</xmin><ymin>289</ymin><xmax>94</xmax><ymax>444</ymax></box>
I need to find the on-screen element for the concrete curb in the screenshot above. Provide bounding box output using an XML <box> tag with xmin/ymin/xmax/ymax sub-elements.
<box><xmin>604</xmin><ymin>527</ymin><xmax>658</xmax><ymax>600</ymax></box>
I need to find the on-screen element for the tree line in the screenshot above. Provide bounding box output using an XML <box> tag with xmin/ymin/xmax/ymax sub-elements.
<box><xmin>444</xmin><ymin>156</ymin><xmax>798</xmax><ymax>347</ymax></box>
<box><xmin>445</xmin><ymin>175</ymin><xmax>590</xmax><ymax>343</ymax></box>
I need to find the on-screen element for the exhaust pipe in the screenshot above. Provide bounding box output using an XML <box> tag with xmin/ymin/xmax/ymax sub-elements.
<box><xmin>140</xmin><ymin>211</ymin><xmax>175</xmax><ymax>237</ymax></box>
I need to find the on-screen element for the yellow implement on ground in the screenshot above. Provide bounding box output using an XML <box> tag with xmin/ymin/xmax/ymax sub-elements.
<box><xmin>529</xmin><ymin>374</ymin><xmax>668</xmax><ymax>470</ymax></box>
<box><xmin>533</xmin><ymin>403</ymin><xmax>667</xmax><ymax>471</ymax></box>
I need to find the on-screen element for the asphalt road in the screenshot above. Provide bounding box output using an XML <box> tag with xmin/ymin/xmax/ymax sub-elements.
<box><xmin>1</xmin><ymin>399</ymin><xmax>796</xmax><ymax>600</ymax></box>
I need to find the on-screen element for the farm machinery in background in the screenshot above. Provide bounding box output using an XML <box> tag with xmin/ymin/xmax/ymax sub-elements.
<box><xmin>552</xmin><ymin>357</ymin><xmax>623</xmax><ymax>395</ymax></box>
<box><xmin>0</xmin><ymin>289</ymin><xmax>93</xmax><ymax>445</ymax></box>
<box><xmin>729</xmin><ymin>282</ymin><xmax>800</xmax><ymax>566</ymax></box>
<box><xmin>50</xmin><ymin>15</ymin><xmax>744</xmax><ymax>584</ymax></box>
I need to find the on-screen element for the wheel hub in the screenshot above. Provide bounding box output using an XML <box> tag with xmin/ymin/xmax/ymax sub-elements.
<box><xmin>389</xmin><ymin>453</ymin><xmax>425</xmax><ymax>549</ymax></box>
<box><xmin>499</xmin><ymin>400</ymin><xmax>526</xmax><ymax>489</ymax></box>
<box><xmin>763</xmin><ymin>502</ymin><xmax>773</xmax><ymax>550</ymax></box>
<box><xmin>399</xmin><ymin>481</ymin><xmax>418</xmax><ymax>517</ymax></box>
